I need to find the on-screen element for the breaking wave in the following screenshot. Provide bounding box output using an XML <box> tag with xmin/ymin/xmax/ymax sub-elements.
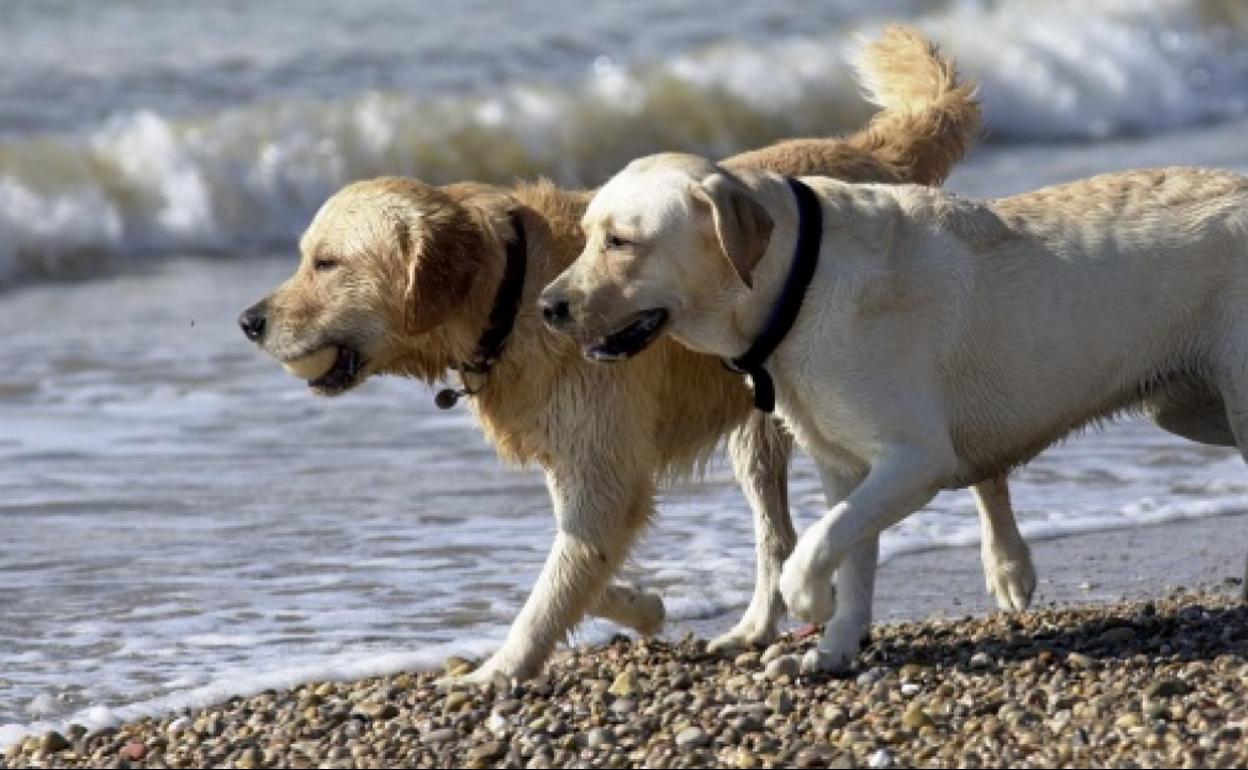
<box><xmin>1</xmin><ymin>0</ymin><xmax>1245</xmax><ymax>284</ymax></box>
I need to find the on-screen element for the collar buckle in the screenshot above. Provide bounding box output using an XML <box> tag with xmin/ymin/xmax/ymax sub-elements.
<box><xmin>437</xmin><ymin>211</ymin><xmax>528</xmax><ymax>408</ymax></box>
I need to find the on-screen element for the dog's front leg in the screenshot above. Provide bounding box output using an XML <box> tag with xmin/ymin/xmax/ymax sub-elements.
<box><xmin>802</xmin><ymin>534</ymin><xmax>879</xmax><ymax>673</ymax></box>
<box><xmin>792</xmin><ymin>466</ymin><xmax>874</xmax><ymax>672</ymax></box>
<box><xmin>708</xmin><ymin>412</ymin><xmax>796</xmax><ymax>652</ymax></box>
<box><xmin>779</xmin><ymin>445</ymin><xmax>949</xmax><ymax>636</ymax></box>
<box><xmin>454</xmin><ymin>464</ymin><xmax>653</xmax><ymax>685</ymax></box>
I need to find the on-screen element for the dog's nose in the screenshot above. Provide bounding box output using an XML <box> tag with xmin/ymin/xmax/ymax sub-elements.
<box><xmin>540</xmin><ymin>295</ymin><xmax>572</xmax><ymax>329</ymax></box>
<box><xmin>238</xmin><ymin>304</ymin><xmax>267</xmax><ymax>342</ymax></box>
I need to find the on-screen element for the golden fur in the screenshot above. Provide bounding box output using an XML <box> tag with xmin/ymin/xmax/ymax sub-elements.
<box><xmin>243</xmin><ymin>27</ymin><xmax>991</xmax><ymax>681</ymax></box>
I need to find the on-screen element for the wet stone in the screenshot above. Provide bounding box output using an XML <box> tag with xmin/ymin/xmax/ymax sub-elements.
<box><xmin>764</xmin><ymin>655</ymin><xmax>800</xmax><ymax>682</ymax></box>
<box><xmin>469</xmin><ymin>740</ymin><xmax>507</xmax><ymax>763</ymax></box>
<box><xmin>423</xmin><ymin>728</ymin><xmax>457</xmax><ymax>744</ymax></box>
<box><xmin>39</xmin><ymin>731</ymin><xmax>71</xmax><ymax>754</ymax></box>
<box><xmin>675</xmin><ymin>726</ymin><xmax>709</xmax><ymax>750</ymax></box>
<box><xmin>608</xmin><ymin>670</ymin><xmax>640</xmax><ymax>697</ymax></box>
<box><xmin>1146</xmin><ymin>679</ymin><xmax>1191</xmax><ymax>699</ymax></box>
<box><xmin>1095</xmin><ymin>626</ymin><xmax>1136</xmax><ymax>645</ymax></box>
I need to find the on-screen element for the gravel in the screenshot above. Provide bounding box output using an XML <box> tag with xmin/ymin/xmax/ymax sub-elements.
<box><xmin>3</xmin><ymin>587</ymin><xmax>1246</xmax><ymax>769</ymax></box>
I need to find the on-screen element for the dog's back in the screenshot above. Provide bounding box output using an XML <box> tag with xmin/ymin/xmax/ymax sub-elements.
<box><xmin>859</xmin><ymin>168</ymin><xmax>1248</xmax><ymax>479</ymax></box>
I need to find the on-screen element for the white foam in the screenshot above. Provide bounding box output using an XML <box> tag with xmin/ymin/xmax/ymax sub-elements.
<box><xmin>1</xmin><ymin>0</ymin><xmax>1245</xmax><ymax>285</ymax></box>
<box><xmin>0</xmin><ymin>177</ymin><xmax>123</xmax><ymax>282</ymax></box>
<box><xmin>928</xmin><ymin>0</ymin><xmax>1248</xmax><ymax>140</ymax></box>
<box><xmin>0</xmin><ymin>635</ymin><xmax>505</xmax><ymax>750</ymax></box>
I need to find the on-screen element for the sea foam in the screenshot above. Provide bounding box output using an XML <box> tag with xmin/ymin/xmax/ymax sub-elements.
<box><xmin>1</xmin><ymin>0</ymin><xmax>1246</xmax><ymax>284</ymax></box>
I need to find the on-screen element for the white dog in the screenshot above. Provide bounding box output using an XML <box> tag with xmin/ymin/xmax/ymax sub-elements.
<box><xmin>542</xmin><ymin>152</ymin><xmax>1248</xmax><ymax>671</ymax></box>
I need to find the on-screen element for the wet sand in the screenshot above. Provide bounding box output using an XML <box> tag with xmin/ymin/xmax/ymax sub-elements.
<box><xmin>666</xmin><ymin>509</ymin><xmax>1248</xmax><ymax>642</ymax></box>
<box><xmin>869</xmin><ymin>508</ymin><xmax>1247</xmax><ymax>620</ymax></box>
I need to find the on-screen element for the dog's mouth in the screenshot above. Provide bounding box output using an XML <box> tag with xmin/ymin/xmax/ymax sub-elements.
<box><xmin>283</xmin><ymin>345</ymin><xmax>366</xmax><ymax>395</ymax></box>
<box><xmin>584</xmin><ymin>308</ymin><xmax>669</xmax><ymax>362</ymax></box>
<box><xmin>311</xmin><ymin>346</ymin><xmax>365</xmax><ymax>394</ymax></box>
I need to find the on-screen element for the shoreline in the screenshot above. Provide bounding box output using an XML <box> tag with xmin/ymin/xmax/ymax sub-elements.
<box><xmin>4</xmin><ymin>512</ymin><xmax>1247</xmax><ymax>768</ymax></box>
<box><xmin>871</xmin><ymin>507</ymin><xmax>1248</xmax><ymax>619</ymax></box>
<box><xmin>665</xmin><ymin>509</ymin><xmax>1248</xmax><ymax>641</ymax></box>
<box><xmin>4</xmin><ymin>588</ymin><xmax>1244</xmax><ymax>768</ymax></box>
<box><xmin>4</xmin><ymin>506</ymin><xmax>1243</xmax><ymax>763</ymax></box>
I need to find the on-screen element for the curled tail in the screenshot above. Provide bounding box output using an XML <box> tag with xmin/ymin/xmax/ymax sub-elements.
<box><xmin>723</xmin><ymin>25</ymin><xmax>979</xmax><ymax>187</ymax></box>
<box><xmin>846</xmin><ymin>25</ymin><xmax>981</xmax><ymax>186</ymax></box>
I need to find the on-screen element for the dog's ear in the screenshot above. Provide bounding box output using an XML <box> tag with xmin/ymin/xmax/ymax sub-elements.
<box><xmin>692</xmin><ymin>173</ymin><xmax>774</xmax><ymax>288</ymax></box>
<box><xmin>403</xmin><ymin>198</ymin><xmax>487</xmax><ymax>334</ymax></box>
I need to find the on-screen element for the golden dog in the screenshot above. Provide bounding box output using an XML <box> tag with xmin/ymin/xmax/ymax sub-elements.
<box><xmin>240</xmin><ymin>27</ymin><xmax>1010</xmax><ymax>683</ymax></box>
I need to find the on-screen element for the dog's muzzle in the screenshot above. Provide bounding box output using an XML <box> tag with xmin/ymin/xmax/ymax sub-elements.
<box><xmin>584</xmin><ymin>308</ymin><xmax>669</xmax><ymax>362</ymax></box>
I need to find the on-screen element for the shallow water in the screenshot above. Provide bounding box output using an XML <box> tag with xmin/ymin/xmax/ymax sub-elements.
<box><xmin>4</xmin><ymin>128</ymin><xmax>1248</xmax><ymax>741</ymax></box>
<box><xmin>3</xmin><ymin>0</ymin><xmax>1248</xmax><ymax>746</ymax></box>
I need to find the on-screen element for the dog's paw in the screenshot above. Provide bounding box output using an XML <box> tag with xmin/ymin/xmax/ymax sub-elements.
<box><xmin>630</xmin><ymin>591</ymin><xmax>666</xmax><ymax>637</ymax></box>
<box><xmin>800</xmin><ymin>643</ymin><xmax>854</xmax><ymax>675</ymax></box>
<box><xmin>707</xmin><ymin>618</ymin><xmax>778</xmax><ymax>654</ymax></box>
<box><xmin>800</xmin><ymin>619</ymin><xmax>865</xmax><ymax>674</ymax></box>
<box><xmin>434</xmin><ymin>656</ymin><xmax>516</xmax><ymax>691</ymax></box>
<box><xmin>984</xmin><ymin>551</ymin><xmax>1036</xmax><ymax>613</ymax></box>
<box><xmin>434</xmin><ymin>668</ymin><xmax>511</xmax><ymax>691</ymax></box>
<box><xmin>779</xmin><ymin>559</ymin><xmax>836</xmax><ymax>625</ymax></box>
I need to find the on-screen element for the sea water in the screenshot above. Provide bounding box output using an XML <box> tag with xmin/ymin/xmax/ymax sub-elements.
<box><xmin>2</xmin><ymin>0</ymin><xmax>1248</xmax><ymax>744</ymax></box>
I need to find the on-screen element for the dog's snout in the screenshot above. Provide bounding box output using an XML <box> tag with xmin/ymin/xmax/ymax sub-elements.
<box><xmin>540</xmin><ymin>294</ymin><xmax>573</xmax><ymax>330</ymax></box>
<box><xmin>238</xmin><ymin>302</ymin><xmax>268</xmax><ymax>342</ymax></box>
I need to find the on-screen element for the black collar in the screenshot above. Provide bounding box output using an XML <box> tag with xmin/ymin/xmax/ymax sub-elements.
<box><xmin>724</xmin><ymin>177</ymin><xmax>822</xmax><ymax>413</ymax></box>
<box><xmin>434</xmin><ymin>212</ymin><xmax>527</xmax><ymax>409</ymax></box>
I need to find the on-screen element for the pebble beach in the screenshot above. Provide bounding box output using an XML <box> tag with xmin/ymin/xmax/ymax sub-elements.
<box><xmin>5</xmin><ymin>585</ymin><xmax>1245</xmax><ymax>770</ymax></box>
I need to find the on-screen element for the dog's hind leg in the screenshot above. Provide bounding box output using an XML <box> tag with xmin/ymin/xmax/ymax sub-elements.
<box><xmin>591</xmin><ymin>584</ymin><xmax>665</xmax><ymax>636</ymax></box>
<box><xmin>1210</xmin><ymin>352</ymin><xmax>1248</xmax><ymax>603</ymax></box>
<box><xmin>972</xmin><ymin>476</ymin><xmax>1036</xmax><ymax>612</ymax></box>
<box><xmin>708</xmin><ymin>413</ymin><xmax>797</xmax><ymax>653</ymax></box>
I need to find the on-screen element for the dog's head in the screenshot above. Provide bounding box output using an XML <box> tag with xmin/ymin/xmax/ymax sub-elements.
<box><xmin>239</xmin><ymin>177</ymin><xmax>494</xmax><ymax>395</ymax></box>
<box><xmin>540</xmin><ymin>152</ymin><xmax>773</xmax><ymax>361</ymax></box>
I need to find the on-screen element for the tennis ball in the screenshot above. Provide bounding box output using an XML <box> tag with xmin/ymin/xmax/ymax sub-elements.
<box><xmin>282</xmin><ymin>347</ymin><xmax>338</xmax><ymax>380</ymax></box>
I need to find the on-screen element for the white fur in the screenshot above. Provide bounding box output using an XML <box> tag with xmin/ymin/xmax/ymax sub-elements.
<box><xmin>557</xmin><ymin>154</ymin><xmax>1248</xmax><ymax>671</ymax></box>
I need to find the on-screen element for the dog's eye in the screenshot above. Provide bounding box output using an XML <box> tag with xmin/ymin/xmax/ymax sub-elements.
<box><xmin>313</xmin><ymin>258</ymin><xmax>340</xmax><ymax>272</ymax></box>
<box><xmin>604</xmin><ymin>234</ymin><xmax>630</xmax><ymax>250</ymax></box>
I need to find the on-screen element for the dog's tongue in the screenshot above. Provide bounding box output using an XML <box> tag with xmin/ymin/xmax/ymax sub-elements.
<box><xmin>282</xmin><ymin>347</ymin><xmax>338</xmax><ymax>380</ymax></box>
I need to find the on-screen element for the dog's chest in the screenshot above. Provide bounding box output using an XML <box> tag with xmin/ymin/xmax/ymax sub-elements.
<box><xmin>770</xmin><ymin>368</ymin><xmax>872</xmax><ymax>474</ymax></box>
